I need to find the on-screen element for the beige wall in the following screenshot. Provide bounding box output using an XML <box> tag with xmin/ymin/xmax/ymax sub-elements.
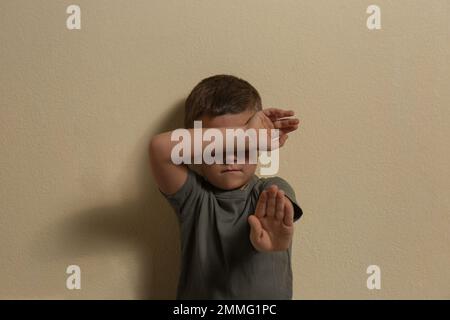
<box><xmin>1</xmin><ymin>0</ymin><xmax>449</xmax><ymax>299</ymax></box>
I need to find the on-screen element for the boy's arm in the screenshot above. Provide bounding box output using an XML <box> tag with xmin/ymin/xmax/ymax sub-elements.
<box><xmin>148</xmin><ymin>108</ymin><xmax>299</xmax><ymax>195</ymax></box>
<box><xmin>149</xmin><ymin>127</ymin><xmax>252</xmax><ymax>195</ymax></box>
<box><xmin>148</xmin><ymin>132</ymin><xmax>189</xmax><ymax>195</ymax></box>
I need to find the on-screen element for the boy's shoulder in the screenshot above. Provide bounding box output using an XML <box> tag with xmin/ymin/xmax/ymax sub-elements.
<box><xmin>252</xmin><ymin>175</ymin><xmax>303</xmax><ymax>222</ymax></box>
<box><xmin>253</xmin><ymin>175</ymin><xmax>294</xmax><ymax>193</ymax></box>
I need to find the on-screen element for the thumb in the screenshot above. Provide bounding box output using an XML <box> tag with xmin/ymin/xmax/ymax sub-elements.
<box><xmin>248</xmin><ymin>215</ymin><xmax>263</xmax><ymax>241</ymax></box>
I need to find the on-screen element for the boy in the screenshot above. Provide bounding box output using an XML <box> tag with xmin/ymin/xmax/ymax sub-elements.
<box><xmin>149</xmin><ymin>74</ymin><xmax>303</xmax><ymax>299</ymax></box>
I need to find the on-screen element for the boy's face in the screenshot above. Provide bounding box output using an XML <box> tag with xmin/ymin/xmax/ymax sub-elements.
<box><xmin>198</xmin><ymin>109</ymin><xmax>257</xmax><ymax>190</ymax></box>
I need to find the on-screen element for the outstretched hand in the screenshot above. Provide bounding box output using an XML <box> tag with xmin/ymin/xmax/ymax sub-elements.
<box><xmin>248</xmin><ymin>184</ymin><xmax>295</xmax><ymax>252</ymax></box>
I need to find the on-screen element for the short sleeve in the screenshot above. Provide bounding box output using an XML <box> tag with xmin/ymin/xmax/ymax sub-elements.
<box><xmin>159</xmin><ymin>168</ymin><xmax>205</xmax><ymax>222</ymax></box>
<box><xmin>260</xmin><ymin>176</ymin><xmax>303</xmax><ymax>222</ymax></box>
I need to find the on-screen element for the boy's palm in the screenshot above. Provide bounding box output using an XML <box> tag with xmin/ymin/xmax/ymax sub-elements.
<box><xmin>248</xmin><ymin>185</ymin><xmax>294</xmax><ymax>252</ymax></box>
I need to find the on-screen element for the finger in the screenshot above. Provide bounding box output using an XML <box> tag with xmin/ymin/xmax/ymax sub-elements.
<box><xmin>266</xmin><ymin>185</ymin><xmax>278</xmax><ymax>218</ymax></box>
<box><xmin>264</xmin><ymin>110</ymin><xmax>295</xmax><ymax>121</ymax></box>
<box><xmin>263</xmin><ymin>108</ymin><xmax>295</xmax><ymax>120</ymax></box>
<box><xmin>283</xmin><ymin>198</ymin><xmax>294</xmax><ymax>227</ymax></box>
<box><xmin>280</xmin><ymin>124</ymin><xmax>299</xmax><ymax>135</ymax></box>
<box><xmin>248</xmin><ymin>215</ymin><xmax>263</xmax><ymax>241</ymax></box>
<box><xmin>275</xmin><ymin>190</ymin><xmax>285</xmax><ymax>221</ymax></box>
<box><xmin>279</xmin><ymin>134</ymin><xmax>288</xmax><ymax>147</ymax></box>
<box><xmin>255</xmin><ymin>190</ymin><xmax>267</xmax><ymax>218</ymax></box>
<box><xmin>272</xmin><ymin>118</ymin><xmax>299</xmax><ymax>129</ymax></box>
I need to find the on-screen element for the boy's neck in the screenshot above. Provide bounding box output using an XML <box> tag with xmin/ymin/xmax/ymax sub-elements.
<box><xmin>239</xmin><ymin>182</ymin><xmax>249</xmax><ymax>190</ymax></box>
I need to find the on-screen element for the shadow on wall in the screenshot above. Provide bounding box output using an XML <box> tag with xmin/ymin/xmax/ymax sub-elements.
<box><xmin>48</xmin><ymin>101</ymin><xmax>185</xmax><ymax>299</ymax></box>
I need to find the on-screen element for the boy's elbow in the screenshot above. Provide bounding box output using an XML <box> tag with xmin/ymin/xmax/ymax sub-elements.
<box><xmin>148</xmin><ymin>135</ymin><xmax>163</xmax><ymax>160</ymax></box>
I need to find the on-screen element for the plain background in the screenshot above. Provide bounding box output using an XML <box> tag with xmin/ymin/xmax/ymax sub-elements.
<box><xmin>1</xmin><ymin>0</ymin><xmax>449</xmax><ymax>299</ymax></box>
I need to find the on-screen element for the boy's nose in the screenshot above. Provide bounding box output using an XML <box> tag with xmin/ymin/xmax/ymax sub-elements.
<box><xmin>225</xmin><ymin>153</ymin><xmax>235</xmax><ymax>164</ymax></box>
<box><xmin>224</xmin><ymin>152</ymin><xmax>238</xmax><ymax>164</ymax></box>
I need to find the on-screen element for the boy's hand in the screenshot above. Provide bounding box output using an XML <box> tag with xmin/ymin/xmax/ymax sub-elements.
<box><xmin>245</xmin><ymin>108</ymin><xmax>299</xmax><ymax>150</ymax></box>
<box><xmin>248</xmin><ymin>185</ymin><xmax>294</xmax><ymax>252</ymax></box>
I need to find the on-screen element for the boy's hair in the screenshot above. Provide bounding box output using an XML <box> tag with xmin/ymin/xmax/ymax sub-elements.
<box><xmin>184</xmin><ymin>74</ymin><xmax>262</xmax><ymax>128</ymax></box>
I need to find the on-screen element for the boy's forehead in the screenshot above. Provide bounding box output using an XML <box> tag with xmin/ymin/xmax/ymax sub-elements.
<box><xmin>200</xmin><ymin>110</ymin><xmax>255</xmax><ymax>128</ymax></box>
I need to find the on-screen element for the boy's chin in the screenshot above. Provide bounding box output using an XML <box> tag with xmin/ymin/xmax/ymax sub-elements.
<box><xmin>209</xmin><ymin>175</ymin><xmax>250</xmax><ymax>191</ymax></box>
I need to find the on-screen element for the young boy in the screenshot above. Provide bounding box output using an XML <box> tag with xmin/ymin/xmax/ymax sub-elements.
<box><xmin>149</xmin><ymin>74</ymin><xmax>303</xmax><ymax>299</ymax></box>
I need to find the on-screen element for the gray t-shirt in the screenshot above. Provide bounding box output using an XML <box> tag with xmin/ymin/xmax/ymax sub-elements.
<box><xmin>161</xmin><ymin>168</ymin><xmax>303</xmax><ymax>300</ymax></box>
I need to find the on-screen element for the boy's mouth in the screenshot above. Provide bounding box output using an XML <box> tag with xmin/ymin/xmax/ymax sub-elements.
<box><xmin>221</xmin><ymin>167</ymin><xmax>243</xmax><ymax>173</ymax></box>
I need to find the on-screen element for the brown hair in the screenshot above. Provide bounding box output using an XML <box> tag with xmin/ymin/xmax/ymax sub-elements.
<box><xmin>184</xmin><ymin>74</ymin><xmax>262</xmax><ymax>128</ymax></box>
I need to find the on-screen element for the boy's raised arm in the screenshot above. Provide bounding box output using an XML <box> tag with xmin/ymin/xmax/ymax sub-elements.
<box><xmin>149</xmin><ymin>131</ymin><xmax>189</xmax><ymax>195</ymax></box>
<box><xmin>149</xmin><ymin>126</ymin><xmax>251</xmax><ymax>195</ymax></box>
<box><xmin>149</xmin><ymin>126</ymin><xmax>253</xmax><ymax>195</ymax></box>
<box><xmin>148</xmin><ymin>108</ymin><xmax>299</xmax><ymax>195</ymax></box>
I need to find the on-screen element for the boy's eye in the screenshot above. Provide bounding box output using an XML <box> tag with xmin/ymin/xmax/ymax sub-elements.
<box><xmin>208</xmin><ymin>149</ymin><xmax>252</xmax><ymax>163</ymax></box>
